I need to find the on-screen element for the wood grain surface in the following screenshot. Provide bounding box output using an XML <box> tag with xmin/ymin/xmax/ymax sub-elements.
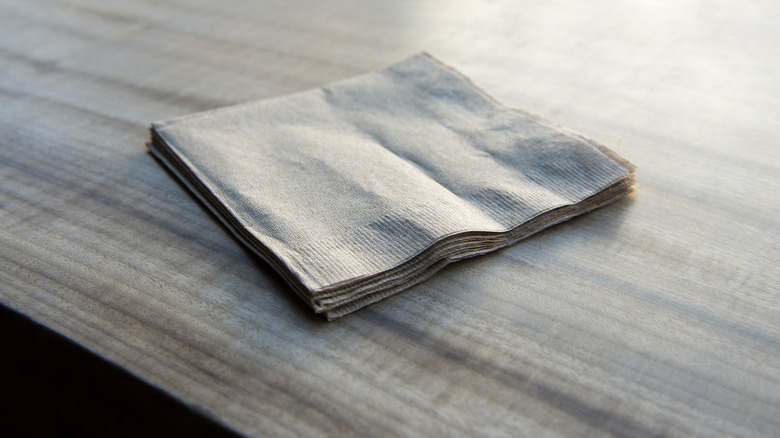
<box><xmin>1</xmin><ymin>0</ymin><xmax>778</xmax><ymax>436</ymax></box>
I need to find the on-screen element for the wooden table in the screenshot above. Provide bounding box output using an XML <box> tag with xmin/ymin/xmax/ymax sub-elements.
<box><xmin>2</xmin><ymin>1</ymin><xmax>778</xmax><ymax>436</ymax></box>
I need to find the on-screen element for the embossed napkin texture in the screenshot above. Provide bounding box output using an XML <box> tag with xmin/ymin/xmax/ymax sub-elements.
<box><xmin>149</xmin><ymin>53</ymin><xmax>636</xmax><ymax>320</ymax></box>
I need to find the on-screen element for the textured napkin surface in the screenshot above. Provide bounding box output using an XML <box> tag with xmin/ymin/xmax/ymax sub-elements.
<box><xmin>150</xmin><ymin>53</ymin><xmax>635</xmax><ymax>319</ymax></box>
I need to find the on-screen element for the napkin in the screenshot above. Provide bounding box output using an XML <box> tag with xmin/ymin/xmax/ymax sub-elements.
<box><xmin>149</xmin><ymin>53</ymin><xmax>635</xmax><ymax>320</ymax></box>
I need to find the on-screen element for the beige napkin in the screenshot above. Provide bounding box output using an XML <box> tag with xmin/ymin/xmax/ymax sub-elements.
<box><xmin>149</xmin><ymin>53</ymin><xmax>635</xmax><ymax>320</ymax></box>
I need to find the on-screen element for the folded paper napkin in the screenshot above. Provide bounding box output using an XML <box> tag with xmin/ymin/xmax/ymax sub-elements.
<box><xmin>149</xmin><ymin>53</ymin><xmax>636</xmax><ymax>320</ymax></box>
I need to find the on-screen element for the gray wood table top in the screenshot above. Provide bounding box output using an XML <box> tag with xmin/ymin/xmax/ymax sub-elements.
<box><xmin>1</xmin><ymin>0</ymin><xmax>778</xmax><ymax>436</ymax></box>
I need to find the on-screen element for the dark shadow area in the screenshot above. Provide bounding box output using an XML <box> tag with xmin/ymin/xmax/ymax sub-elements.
<box><xmin>0</xmin><ymin>305</ymin><xmax>243</xmax><ymax>438</ymax></box>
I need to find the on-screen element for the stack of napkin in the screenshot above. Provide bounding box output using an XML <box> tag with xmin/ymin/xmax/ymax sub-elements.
<box><xmin>149</xmin><ymin>53</ymin><xmax>635</xmax><ymax>320</ymax></box>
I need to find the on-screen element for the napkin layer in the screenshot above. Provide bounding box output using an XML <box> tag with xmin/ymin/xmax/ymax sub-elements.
<box><xmin>149</xmin><ymin>53</ymin><xmax>635</xmax><ymax>319</ymax></box>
